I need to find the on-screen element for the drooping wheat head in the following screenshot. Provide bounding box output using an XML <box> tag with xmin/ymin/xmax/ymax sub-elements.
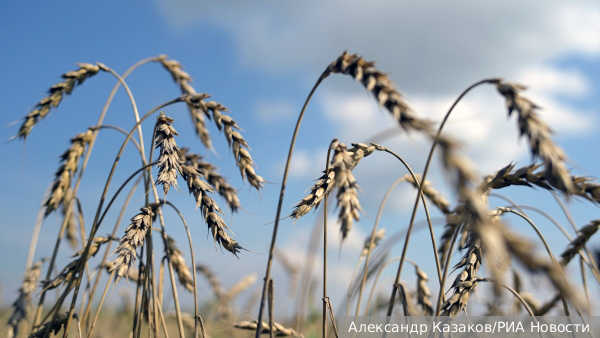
<box><xmin>159</xmin><ymin>57</ymin><xmax>213</xmax><ymax>149</ymax></box>
<box><xmin>180</xmin><ymin>165</ymin><xmax>244</xmax><ymax>256</ymax></box>
<box><xmin>290</xmin><ymin>143</ymin><xmax>375</xmax><ymax>220</ymax></box>
<box><xmin>179</xmin><ymin>148</ymin><xmax>241</xmax><ymax>212</ymax></box>
<box><xmin>359</xmin><ymin>228</ymin><xmax>386</xmax><ymax>260</ymax></box>
<box><xmin>13</xmin><ymin>63</ymin><xmax>105</xmax><ymax>140</ymax></box>
<box><xmin>414</xmin><ymin>265</ymin><xmax>434</xmax><ymax>316</ymax></box>
<box><xmin>560</xmin><ymin>220</ymin><xmax>600</xmax><ymax>265</ymax></box>
<box><xmin>165</xmin><ymin>236</ymin><xmax>194</xmax><ymax>292</ymax></box>
<box><xmin>331</xmin><ymin>142</ymin><xmax>362</xmax><ymax>241</ymax></box>
<box><xmin>109</xmin><ymin>207</ymin><xmax>154</xmax><ymax>282</ymax></box>
<box><xmin>44</xmin><ymin>129</ymin><xmax>93</xmax><ymax>216</ymax></box>
<box><xmin>154</xmin><ymin>113</ymin><xmax>182</xmax><ymax>196</ymax></box>
<box><xmin>7</xmin><ymin>260</ymin><xmax>44</xmax><ymax>338</ymax></box>
<box><xmin>327</xmin><ymin>52</ymin><xmax>433</xmax><ymax>133</ymax></box>
<box><xmin>495</xmin><ymin>82</ymin><xmax>574</xmax><ymax>194</ymax></box>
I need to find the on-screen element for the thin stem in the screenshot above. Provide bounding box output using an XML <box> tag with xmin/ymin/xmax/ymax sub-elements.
<box><xmin>434</xmin><ymin>222</ymin><xmax>462</xmax><ymax>317</ymax></box>
<box><xmin>365</xmin><ymin>257</ymin><xmax>401</xmax><ymax>315</ymax></box>
<box><xmin>82</xmin><ymin>175</ymin><xmax>143</xmax><ymax>329</ymax></box>
<box><xmin>322</xmin><ymin>139</ymin><xmax>335</xmax><ymax>338</ymax></box>
<box><xmin>40</xmin><ymin>97</ymin><xmax>181</xmax><ymax>338</ymax></box>
<box><xmin>86</xmin><ymin>271</ymin><xmax>114</xmax><ymax>338</ymax></box>
<box><xmin>367</xmin><ymin>145</ymin><xmax>441</xmax><ymax>318</ymax></box>
<box><xmin>31</xmin><ymin>57</ymin><xmax>159</xmax><ymax>329</ymax></box>
<box><xmin>255</xmin><ymin>69</ymin><xmax>330</xmax><ymax>338</ymax></box>
<box><xmin>386</xmin><ymin>79</ymin><xmax>497</xmax><ymax>316</ymax></box>
<box><xmin>552</xmin><ymin>192</ymin><xmax>600</xmax><ymax>276</ymax></box>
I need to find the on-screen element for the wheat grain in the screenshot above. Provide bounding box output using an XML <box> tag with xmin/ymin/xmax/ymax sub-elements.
<box><xmin>331</xmin><ymin>142</ymin><xmax>362</xmax><ymax>241</ymax></box>
<box><xmin>414</xmin><ymin>265</ymin><xmax>433</xmax><ymax>316</ymax></box>
<box><xmin>44</xmin><ymin>129</ymin><xmax>93</xmax><ymax>216</ymax></box>
<box><xmin>181</xmin><ymin>165</ymin><xmax>244</xmax><ymax>256</ymax></box>
<box><xmin>495</xmin><ymin>82</ymin><xmax>574</xmax><ymax>194</ymax></box>
<box><xmin>109</xmin><ymin>207</ymin><xmax>154</xmax><ymax>282</ymax></box>
<box><xmin>154</xmin><ymin>113</ymin><xmax>182</xmax><ymax>195</ymax></box>
<box><xmin>560</xmin><ymin>220</ymin><xmax>600</xmax><ymax>265</ymax></box>
<box><xmin>328</xmin><ymin>52</ymin><xmax>433</xmax><ymax>132</ymax></box>
<box><xmin>159</xmin><ymin>57</ymin><xmax>213</xmax><ymax>149</ymax></box>
<box><xmin>13</xmin><ymin>63</ymin><xmax>104</xmax><ymax>140</ymax></box>
<box><xmin>290</xmin><ymin>143</ymin><xmax>375</xmax><ymax>220</ymax></box>
<box><xmin>179</xmin><ymin>148</ymin><xmax>241</xmax><ymax>212</ymax></box>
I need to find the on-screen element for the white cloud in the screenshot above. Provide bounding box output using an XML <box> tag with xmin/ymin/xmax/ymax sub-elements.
<box><xmin>271</xmin><ymin>148</ymin><xmax>327</xmax><ymax>179</ymax></box>
<box><xmin>155</xmin><ymin>0</ymin><xmax>600</xmax><ymax>95</ymax></box>
<box><xmin>254</xmin><ymin>99</ymin><xmax>295</xmax><ymax>125</ymax></box>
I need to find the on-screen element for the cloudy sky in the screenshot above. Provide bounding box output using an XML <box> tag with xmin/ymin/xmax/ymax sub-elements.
<box><xmin>1</xmin><ymin>0</ymin><xmax>599</xmax><ymax>318</ymax></box>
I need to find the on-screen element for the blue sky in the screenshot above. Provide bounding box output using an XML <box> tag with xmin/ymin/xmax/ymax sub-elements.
<box><xmin>1</xmin><ymin>0</ymin><xmax>600</xmax><ymax>318</ymax></box>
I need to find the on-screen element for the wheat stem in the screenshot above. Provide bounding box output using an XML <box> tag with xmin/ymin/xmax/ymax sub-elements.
<box><xmin>255</xmin><ymin>69</ymin><xmax>330</xmax><ymax>338</ymax></box>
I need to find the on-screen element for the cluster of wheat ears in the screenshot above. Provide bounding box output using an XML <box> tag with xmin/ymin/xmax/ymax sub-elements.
<box><xmin>5</xmin><ymin>52</ymin><xmax>600</xmax><ymax>338</ymax></box>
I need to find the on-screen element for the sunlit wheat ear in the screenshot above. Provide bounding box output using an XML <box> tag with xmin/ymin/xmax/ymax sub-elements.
<box><xmin>495</xmin><ymin>81</ymin><xmax>574</xmax><ymax>194</ymax></box>
<box><xmin>560</xmin><ymin>220</ymin><xmax>600</xmax><ymax>265</ymax></box>
<box><xmin>290</xmin><ymin>143</ymin><xmax>375</xmax><ymax>219</ymax></box>
<box><xmin>109</xmin><ymin>207</ymin><xmax>154</xmax><ymax>283</ymax></box>
<box><xmin>401</xmin><ymin>173</ymin><xmax>452</xmax><ymax>215</ymax></box>
<box><xmin>209</xmin><ymin>101</ymin><xmax>266</xmax><ymax>190</ymax></box>
<box><xmin>44</xmin><ymin>129</ymin><xmax>93</xmax><ymax>216</ymax></box>
<box><xmin>481</xmin><ymin>162</ymin><xmax>600</xmax><ymax>204</ymax></box>
<box><xmin>195</xmin><ymin>264</ymin><xmax>225</xmax><ymax>298</ymax></box>
<box><xmin>331</xmin><ymin>142</ymin><xmax>362</xmax><ymax>241</ymax></box>
<box><xmin>30</xmin><ymin>313</ymin><xmax>71</xmax><ymax>338</ymax></box>
<box><xmin>7</xmin><ymin>260</ymin><xmax>44</xmax><ymax>338</ymax></box>
<box><xmin>13</xmin><ymin>63</ymin><xmax>105</xmax><ymax>140</ymax></box>
<box><xmin>159</xmin><ymin>57</ymin><xmax>213</xmax><ymax>149</ymax></box>
<box><xmin>179</xmin><ymin>148</ymin><xmax>241</xmax><ymax>212</ymax></box>
<box><xmin>100</xmin><ymin>261</ymin><xmax>141</xmax><ymax>282</ymax></box>
<box><xmin>328</xmin><ymin>51</ymin><xmax>433</xmax><ymax>132</ymax></box>
<box><xmin>180</xmin><ymin>164</ymin><xmax>245</xmax><ymax>256</ymax></box>
<box><xmin>154</xmin><ymin>113</ymin><xmax>182</xmax><ymax>196</ymax></box>
<box><xmin>360</xmin><ymin>228</ymin><xmax>385</xmax><ymax>260</ymax></box>
<box><xmin>165</xmin><ymin>236</ymin><xmax>194</xmax><ymax>292</ymax></box>
<box><xmin>233</xmin><ymin>320</ymin><xmax>304</xmax><ymax>337</ymax></box>
<box><xmin>414</xmin><ymin>265</ymin><xmax>433</xmax><ymax>316</ymax></box>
